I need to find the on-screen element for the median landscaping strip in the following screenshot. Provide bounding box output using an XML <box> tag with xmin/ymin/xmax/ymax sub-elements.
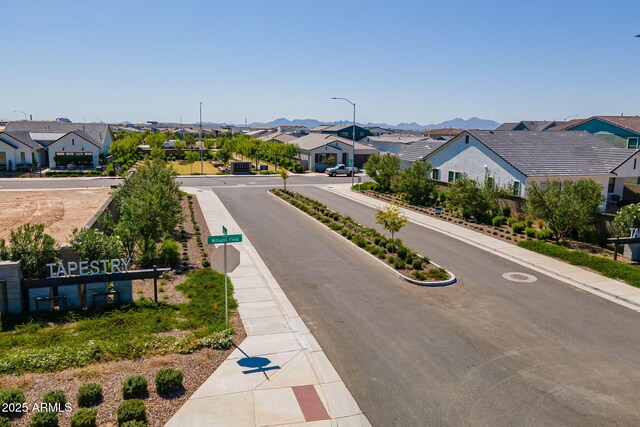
<box><xmin>270</xmin><ymin>189</ymin><xmax>454</xmax><ymax>285</ymax></box>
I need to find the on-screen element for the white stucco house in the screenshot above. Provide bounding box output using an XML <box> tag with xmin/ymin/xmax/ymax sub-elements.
<box><xmin>2</xmin><ymin>121</ymin><xmax>113</xmax><ymax>169</ymax></box>
<box><xmin>422</xmin><ymin>130</ymin><xmax>640</xmax><ymax>211</ymax></box>
<box><xmin>292</xmin><ymin>134</ymin><xmax>378</xmax><ymax>172</ymax></box>
<box><xmin>0</xmin><ymin>131</ymin><xmax>43</xmax><ymax>171</ymax></box>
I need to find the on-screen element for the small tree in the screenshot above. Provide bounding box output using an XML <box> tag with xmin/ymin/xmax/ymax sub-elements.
<box><xmin>173</xmin><ymin>140</ymin><xmax>186</xmax><ymax>159</ymax></box>
<box><xmin>364</xmin><ymin>153</ymin><xmax>401</xmax><ymax>192</ymax></box>
<box><xmin>9</xmin><ymin>223</ymin><xmax>58</xmax><ymax>279</ymax></box>
<box><xmin>526</xmin><ymin>179</ymin><xmax>604</xmax><ymax>242</ymax></box>
<box><xmin>375</xmin><ymin>204</ymin><xmax>407</xmax><ymax>253</ymax></box>
<box><xmin>613</xmin><ymin>203</ymin><xmax>640</xmax><ymax>237</ymax></box>
<box><xmin>150</xmin><ymin>145</ymin><xmax>165</xmax><ymax>161</ymax></box>
<box><xmin>184</xmin><ymin>150</ymin><xmax>200</xmax><ymax>173</ymax></box>
<box><xmin>280</xmin><ymin>167</ymin><xmax>289</xmax><ymax>190</ymax></box>
<box><xmin>397</xmin><ymin>159</ymin><xmax>435</xmax><ymax>205</ymax></box>
<box><xmin>69</xmin><ymin>228</ymin><xmax>124</xmax><ymax>261</ymax></box>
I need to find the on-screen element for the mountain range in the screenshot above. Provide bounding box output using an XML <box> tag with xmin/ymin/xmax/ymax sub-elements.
<box><xmin>200</xmin><ymin>117</ymin><xmax>499</xmax><ymax>130</ymax></box>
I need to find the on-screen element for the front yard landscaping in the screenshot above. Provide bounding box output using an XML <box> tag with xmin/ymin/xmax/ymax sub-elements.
<box><xmin>270</xmin><ymin>189</ymin><xmax>452</xmax><ymax>283</ymax></box>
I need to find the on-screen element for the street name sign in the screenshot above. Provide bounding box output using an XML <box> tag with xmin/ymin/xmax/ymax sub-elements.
<box><xmin>208</xmin><ymin>234</ymin><xmax>242</xmax><ymax>244</ymax></box>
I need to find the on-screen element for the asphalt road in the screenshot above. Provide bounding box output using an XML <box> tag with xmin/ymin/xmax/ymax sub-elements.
<box><xmin>215</xmin><ymin>186</ymin><xmax>640</xmax><ymax>427</ymax></box>
<box><xmin>0</xmin><ymin>174</ymin><xmax>361</xmax><ymax>190</ymax></box>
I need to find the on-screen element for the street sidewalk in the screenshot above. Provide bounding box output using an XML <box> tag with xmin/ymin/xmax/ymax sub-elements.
<box><xmin>324</xmin><ymin>183</ymin><xmax>640</xmax><ymax>314</ymax></box>
<box><xmin>167</xmin><ymin>187</ymin><xmax>370</xmax><ymax>427</ymax></box>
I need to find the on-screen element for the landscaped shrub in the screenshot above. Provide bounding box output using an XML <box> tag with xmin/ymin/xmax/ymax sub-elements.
<box><xmin>524</xmin><ymin>218</ymin><xmax>534</xmax><ymax>228</ymax></box>
<box><xmin>393</xmin><ymin>259</ymin><xmax>406</xmax><ymax>270</ymax></box>
<box><xmin>28</xmin><ymin>411</ymin><xmax>58</xmax><ymax>427</ymax></box>
<box><xmin>412</xmin><ymin>270</ymin><xmax>426</xmax><ymax>281</ymax></box>
<box><xmin>507</xmin><ymin>217</ymin><xmax>518</xmax><ymax>227</ymax></box>
<box><xmin>158</xmin><ymin>238</ymin><xmax>180</xmax><ymax>267</ymax></box>
<box><xmin>155</xmin><ymin>368</ymin><xmax>184</xmax><ymax>396</ymax></box>
<box><xmin>42</xmin><ymin>390</ymin><xmax>66</xmax><ymax>408</ymax></box>
<box><xmin>525</xmin><ymin>227</ymin><xmax>537</xmax><ymax>238</ymax></box>
<box><xmin>412</xmin><ymin>258</ymin><xmax>423</xmax><ymax>270</ymax></box>
<box><xmin>202</xmin><ymin>259</ymin><xmax>211</xmax><ymax>268</ymax></box>
<box><xmin>352</xmin><ymin>235</ymin><xmax>367</xmax><ymax>248</ymax></box>
<box><xmin>0</xmin><ymin>389</ymin><xmax>25</xmax><ymax>415</ymax></box>
<box><xmin>535</xmin><ymin>228</ymin><xmax>554</xmax><ymax>241</ymax></box>
<box><xmin>397</xmin><ymin>247</ymin><xmax>408</xmax><ymax>260</ymax></box>
<box><xmin>511</xmin><ymin>222</ymin><xmax>526</xmax><ymax>234</ymax></box>
<box><xmin>117</xmin><ymin>400</ymin><xmax>146</xmax><ymax>425</ymax></box>
<box><xmin>427</xmin><ymin>267</ymin><xmax>449</xmax><ymax>281</ymax></box>
<box><xmin>492</xmin><ymin>216</ymin><xmax>507</xmax><ymax>227</ymax></box>
<box><xmin>0</xmin><ymin>417</ymin><xmax>10</xmax><ymax>427</ymax></box>
<box><xmin>294</xmin><ymin>164</ymin><xmax>304</xmax><ymax>173</ymax></box>
<box><xmin>122</xmin><ymin>375</ymin><xmax>148</xmax><ymax>399</ymax></box>
<box><xmin>120</xmin><ymin>421</ymin><xmax>148</xmax><ymax>427</ymax></box>
<box><xmin>77</xmin><ymin>384</ymin><xmax>102</xmax><ymax>407</ymax></box>
<box><xmin>386</xmin><ymin>242</ymin><xmax>396</xmax><ymax>252</ymax></box>
<box><xmin>69</xmin><ymin>409</ymin><xmax>96</xmax><ymax>427</ymax></box>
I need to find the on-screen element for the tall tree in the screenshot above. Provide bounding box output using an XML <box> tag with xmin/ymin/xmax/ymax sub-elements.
<box><xmin>397</xmin><ymin>160</ymin><xmax>435</xmax><ymax>205</ymax></box>
<box><xmin>526</xmin><ymin>179</ymin><xmax>604</xmax><ymax>241</ymax></box>
<box><xmin>364</xmin><ymin>153</ymin><xmax>401</xmax><ymax>192</ymax></box>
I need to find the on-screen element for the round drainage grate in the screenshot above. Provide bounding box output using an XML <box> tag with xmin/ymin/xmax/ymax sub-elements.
<box><xmin>502</xmin><ymin>272</ymin><xmax>537</xmax><ymax>283</ymax></box>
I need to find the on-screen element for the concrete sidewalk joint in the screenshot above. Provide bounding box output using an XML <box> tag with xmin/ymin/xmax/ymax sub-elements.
<box><xmin>324</xmin><ymin>183</ymin><xmax>640</xmax><ymax>314</ymax></box>
<box><xmin>167</xmin><ymin>187</ymin><xmax>370</xmax><ymax>427</ymax></box>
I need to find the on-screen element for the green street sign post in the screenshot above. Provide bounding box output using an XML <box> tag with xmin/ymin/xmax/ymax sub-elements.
<box><xmin>208</xmin><ymin>227</ymin><xmax>243</xmax><ymax>328</ymax></box>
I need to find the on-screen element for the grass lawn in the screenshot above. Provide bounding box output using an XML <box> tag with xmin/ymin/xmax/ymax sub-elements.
<box><xmin>169</xmin><ymin>160</ymin><xmax>220</xmax><ymax>175</ymax></box>
<box><xmin>518</xmin><ymin>240</ymin><xmax>640</xmax><ymax>288</ymax></box>
<box><xmin>0</xmin><ymin>269</ymin><xmax>237</xmax><ymax>375</ymax></box>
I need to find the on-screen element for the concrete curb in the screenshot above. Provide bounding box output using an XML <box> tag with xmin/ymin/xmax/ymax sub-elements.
<box><xmin>269</xmin><ymin>190</ymin><xmax>456</xmax><ymax>287</ymax></box>
<box><xmin>326</xmin><ymin>185</ymin><xmax>640</xmax><ymax>313</ymax></box>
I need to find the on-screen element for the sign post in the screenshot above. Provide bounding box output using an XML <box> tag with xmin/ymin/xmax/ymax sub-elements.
<box><xmin>208</xmin><ymin>226</ymin><xmax>243</xmax><ymax>328</ymax></box>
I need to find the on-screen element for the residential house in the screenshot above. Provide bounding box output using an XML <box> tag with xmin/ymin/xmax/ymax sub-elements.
<box><xmin>292</xmin><ymin>134</ymin><xmax>378</xmax><ymax>172</ymax></box>
<box><xmin>421</xmin><ymin>128</ymin><xmax>464</xmax><ymax>140</ymax></box>
<box><xmin>397</xmin><ymin>139</ymin><xmax>447</xmax><ymax>169</ymax></box>
<box><xmin>0</xmin><ymin>131</ymin><xmax>42</xmax><ymax>171</ymax></box>
<box><xmin>3</xmin><ymin>121</ymin><xmax>113</xmax><ymax>168</ymax></box>
<box><xmin>365</xmin><ymin>127</ymin><xmax>394</xmax><ymax>137</ymax></box>
<box><xmin>259</xmin><ymin>132</ymin><xmax>297</xmax><ymax>144</ymax></box>
<box><xmin>551</xmin><ymin>115</ymin><xmax>640</xmax><ymax>149</ymax></box>
<box><xmin>363</xmin><ymin>134</ymin><xmax>430</xmax><ymax>154</ymax></box>
<box><xmin>314</xmin><ymin>124</ymin><xmax>372</xmax><ymax>141</ymax></box>
<box><xmin>422</xmin><ymin>130</ymin><xmax>640</xmax><ymax>210</ymax></box>
<box><xmin>496</xmin><ymin>121</ymin><xmax>562</xmax><ymax>131</ymax></box>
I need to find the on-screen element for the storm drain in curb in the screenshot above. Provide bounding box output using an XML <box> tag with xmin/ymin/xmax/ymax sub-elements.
<box><xmin>502</xmin><ymin>272</ymin><xmax>537</xmax><ymax>283</ymax></box>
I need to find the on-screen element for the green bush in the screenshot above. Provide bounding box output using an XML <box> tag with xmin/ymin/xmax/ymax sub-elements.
<box><xmin>386</xmin><ymin>242</ymin><xmax>395</xmax><ymax>252</ymax></box>
<box><xmin>122</xmin><ymin>375</ymin><xmax>148</xmax><ymax>400</ymax></box>
<box><xmin>492</xmin><ymin>216</ymin><xmax>507</xmax><ymax>227</ymax></box>
<box><xmin>117</xmin><ymin>400</ymin><xmax>146</xmax><ymax>425</ymax></box>
<box><xmin>77</xmin><ymin>384</ymin><xmax>102</xmax><ymax>407</ymax></box>
<box><xmin>393</xmin><ymin>259</ymin><xmax>406</xmax><ymax>270</ymax></box>
<box><xmin>155</xmin><ymin>368</ymin><xmax>184</xmax><ymax>396</ymax></box>
<box><xmin>0</xmin><ymin>417</ymin><xmax>10</xmax><ymax>427</ymax></box>
<box><xmin>69</xmin><ymin>409</ymin><xmax>96</xmax><ymax>427</ymax></box>
<box><xmin>507</xmin><ymin>217</ymin><xmax>518</xmax><ymax>227</ymax></box>
<box><xmin>28</xmin><ymin>411</ymin><xmax>58</xmax><ymax>427</ymax></box>
<box><xmin>120</xmin><ymin>421</ymin><xmax>148</xmax><ymax>427</ymax></box>
<box><xmin>106</xmin><ymin>163</ymin><xmax>116</xmax><ymax>176</ymax></box>
<box><xmin>352</xmin><ymin>235</ymin><xmax>367</xmax><ymax>248</ymax></box>
<box><xmin>158</xmin><ymin>238</ymin><xmax>180</xmax><ymax>267</ymax></box>
<box><xmin>294</xmin><ymin>164</ymin><xmax>304</xmax><ymax>173</ymax></box>
<box><xmin>535</xmin><ymin>228</ymin><xmax>554</xmax><ymax>240</ymax></box>
<box><xmin>412</xmin><ymin>270</ymin><xmax>426</xmax><ymax>281</ymax></box>
<box><xmin>525</xmin><ymin>227</ymin><xmax>537</xmax><ymax>238</ymax></box>
<box><xmin>412</xmin><ymin>258</ymin><xmax>423</xmax><ymax>270</ymax></box>
<box><xmin>511</xmin><ymin>222</ymin><xmax>526</xmax><ymax>234</ymax></box>
<box><xmin>202</xmin><ymin>258</ymin><xmax>211</xmax><ymax>268</ymax></box>
<box><xmin>0</xmin><ymin>389</ymin><xmax>25</xmax><ymax>415</ymax></box>
<box><xmin>397</xmin><ymin>247</ymin><xmax>408</xmax><ymax>260</ymax></box>
<box><xmin>427</xmin><ymin>267</ymin><xmax>449</xmax><ymax>281</ymax></box>
<box><xmin>42</xmin><ymin>390</ymin><xmax>66</xmax><ymax>408</ymax></box>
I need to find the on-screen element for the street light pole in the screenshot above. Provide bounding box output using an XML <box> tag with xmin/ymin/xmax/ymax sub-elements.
<box><xmin>199</xmin><ymin>102</ymin><xmax>203</xmax><ymax>174</ymax></box>
<box><xmin>14</xmin><ymin>111</ymin><xmax>26</xmax><ymax>120</ymax></box>
<box><xmin>331</xmin><ymin>97</ymin><xmax>356</xmax><ymax>189</ymax></box>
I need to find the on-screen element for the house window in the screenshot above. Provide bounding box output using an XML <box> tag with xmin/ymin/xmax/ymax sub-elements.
<box><xmin>0</xmin><ymin>152</ymin><xmax>6</xmax><ymax>164</ymax></box>
<box><xmin>72</xmin><ymin>138</ymin><xmax>75</xmax><ymax>146</ymax></box>
<box><xmin>315</xmin><ymin>153</ymin><xmax>336</xmax><ymax>165</ymax></box>
<box><xmin>448</xmin><ymin>171</ymin><xmax>461</xmax><ymax>182</ymax></box>
<box><xmin>628</xmin><ymin>137</ymin><xmax>639</xmax><ymax>149</ymax></box>
<box><xmin>635</xmin><ymin>159</ymin><xmax>637</xmax><ymax>170</ymax></box>
<box><xmin>432</xmin><ymin>168</ymin><xmax>440</xmax><ymax>180</ymax></box>
<box><xmin>20</xmin><ymin>152</ymin><xmax>26</xmax><ymax>163</ymax></box>
<box><xmin>608</xmin><ymin>178</ymin><xmax>615</xmax><ymax>193</ymax></box>
<box><xmin>512</xmin><ymin>181</ymin><xmax>520</xmax><ymax>196</ymax></box>
<box><xmin>465</xmin><ymin>135</ymin><xmax>470</xmax><ymax>144</ymax></box>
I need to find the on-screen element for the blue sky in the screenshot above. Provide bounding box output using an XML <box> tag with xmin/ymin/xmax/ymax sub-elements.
<box><xmin>1</xmin><ymin>0</ymin><xmax>639</xmax><ymax>125</ymax></box>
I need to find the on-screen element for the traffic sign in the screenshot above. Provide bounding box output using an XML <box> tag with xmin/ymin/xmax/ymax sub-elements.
<box><xmin>211</xmin><ymin>245</ymin><xmax>240</xmax><ymax>273</ymax></box>
<box><xmin>208</xmin><ymin>234</ymin><xmax>242</xmax><ymax>244</ymax></box>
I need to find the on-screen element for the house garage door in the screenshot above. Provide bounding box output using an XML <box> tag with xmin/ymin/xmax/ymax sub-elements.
<box><xmin>354</xmin><ymin>154</ymin><xmax>370</xmax><ymax>169</ymax></box>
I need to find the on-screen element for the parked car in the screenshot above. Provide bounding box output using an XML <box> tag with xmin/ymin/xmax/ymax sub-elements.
<box><xmin>325</xmin><ymin>164</ymin><xmax>358</xmax><ymax>177</ymax></box>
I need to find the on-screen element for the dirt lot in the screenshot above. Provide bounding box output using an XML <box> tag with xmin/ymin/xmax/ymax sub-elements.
<box><xmin>0</xmin><ymin>189</ymin><xmax>112</xmax><ymax>243</ymax></box>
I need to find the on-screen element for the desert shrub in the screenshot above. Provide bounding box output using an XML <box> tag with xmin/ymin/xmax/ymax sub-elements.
<box><xmin>0</xmin><ymin>389</ymin><xmax>25</xmax><ymax>415</ymax></box>
<box><xmin>42</xmin><ymin>390</ymin><xmax>66</xmax><ymax>408</ymax></box>
<box><xmin>122</xmin><ymin>375</ymin><xmax>148</xmax><ymax>400</ymax></box>
<box><xmin>202</xmin><ymin>258</ymin><xmax>211</xmax><ymax>268</ymax></box>
<box><xmin>120</xmin><ymin>421</ymin><xmax>148</xmax><ymax>427</ymax></box>
<box><xmin>507</xmin><ymin>217</ymin><xmax>518</xmax><ymax>227</ymax></box>
<box><xmin>155</xmin><ymin>368</ymin><xmax>184</xmax><ymax>396</ymax></box>
<box><xmin>352</xmin><ymin>235</ymin><xmax>367</xmax><ymax>248</ymax></box>
<box><xmin>397</xmin><ymin>247</ymin><xmax>408</xmax><ymax>260</ymax></box>
<box><xmin>511</xmin><ymin>222</ymin><xmax>526</xmax><ymax>234</ymax></box>
<box><xmin>77</xmin><ymin>384</ymin><xmax>102</xmax><ymax>407</ymax></box>
<box><xmin>69</xmin><ymin>409</ymin><xmax>97</xmax><ymax>427</ymax></box>
<box><xmin>535</xmin><ymin>228</ymin><xmax>554</xmax><ymax>240</ymax></box>
<box><xmin>157</xmin><ymin>238</ymin><xmax>180</xmax><ymax>267</ymax></box>
<box><xmin>412</xmin><ymin>270</ymin><xmax>426</xmax><ymax>281</ymax></box>
<box><xmin>117</xmin><ymin>400</ymin><xmax>146</xmax><ymax>425</ymax></box>
<box><xmin>412</xmin><ymin>258</ymin><xmax>423</xmax><ymax>270</ymax></box>
<box><xmin>0</xmin><ymin>417</ymin><xmax>10</xmax><ymax>427</ymax></box>
<box><xmin>525</xmin><ymin>227</ymin><xmax>537</xmax><ymax>238</ymax></box>
<box><xmin>492</xmin><ymin>216</ymin><xmax>507</xmax><ymax>227</ymax></box>
<box><xmin>393</xmin><ymin>259</ymin><xmax>406</xmax><ymax>270</ymax></box>
<box><xmin>28</xmin><ymin>411</ymin><xmax>58</xmax><ymax>427</ymax></box>
<box><xmin>427</xmin><ymin>267</ymin><xmax>449</xmax><ymax>281</ymax></box>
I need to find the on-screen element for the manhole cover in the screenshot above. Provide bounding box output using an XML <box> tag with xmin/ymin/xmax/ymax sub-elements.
<box><xmin>502</xmin><ymin>272</ymin><xmax>537</xmax><ymax>283</ymax></box>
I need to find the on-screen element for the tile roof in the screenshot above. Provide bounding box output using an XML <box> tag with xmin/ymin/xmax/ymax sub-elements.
<box><xmin>4</xmin><ymin>121</ymin><xmax>111</xmax><ymax>148</ymax></box>
<box><xmin>549</xmin><ymin>118</ymin><xmax>585</xmax><ymax>131</ymax></box>
<box><xmin>593</xmin><ymin>116</ymin><xmax>640</xmax><ymax>135</ymax></box>
<box><xmin>292</xmin><ymin>133</ymin><xmax>376</xmax><ymax>152</ymax></box>
<box><xmin>259</xmin><ymin>132</ymin><xmax>297</xmax><ymax>143</ymax></box>
<box><xmin>1</xmin><ymin>131</ymin><xmax>41</xmax><ymax>149</ymax></box>
<box><xmin>398</xmin><ymin>139</ymin><xmax>447</xmax><ymax>163</ymax></box>
<box><xmin>438</xmin><ymin>130</ymin><xmax>634</xmax><ymax>177</ymax></box>
<box><xmin>495</xmin><ymin>122</ymin><xmax>519</xmax><ymax>131</ymax></box>
<box><xmin>367</xmin><ymin>135</ymin><xmax>428</xmax><ymax>145</ymax></box>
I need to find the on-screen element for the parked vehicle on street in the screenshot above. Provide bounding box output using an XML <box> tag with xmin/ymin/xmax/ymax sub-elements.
<box><xmin>325</xmin><ymin>164</ymin><xmax>359</xmax><ymax>177</ymax></box>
